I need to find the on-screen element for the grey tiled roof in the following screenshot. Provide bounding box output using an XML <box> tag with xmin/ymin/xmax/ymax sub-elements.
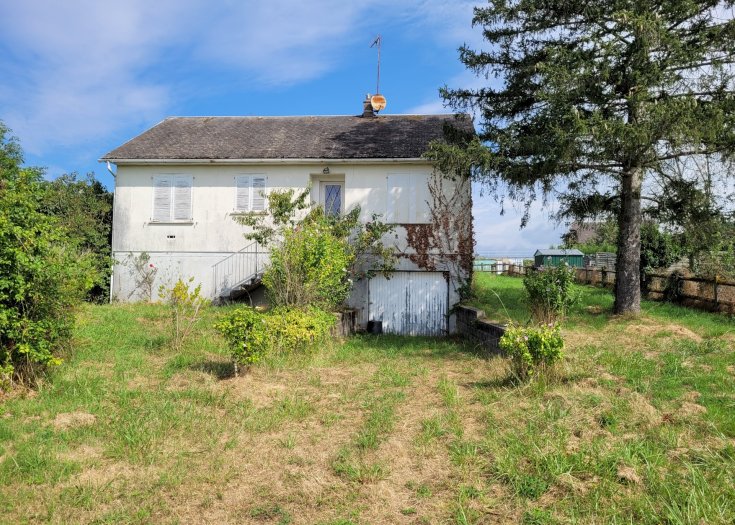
<box><xmin>535</xmin><ymin>249</ymin><xmax>585</xmax><ymax>256</ymax></box>
<box><xmin>101</xmin><ymin>114</ymin><xmax>474</xmax><ymax>161</ymax></box>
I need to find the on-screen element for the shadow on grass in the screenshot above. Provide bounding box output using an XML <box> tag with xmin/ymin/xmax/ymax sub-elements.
<box><xmin>191</xmin><ymin>360</ymin><xmax>236</xmax><ymax>380</ymax></box>
<box><xmin>339</xmin><ymin>334</ymin><xmax>492</xmax><ymax>361</ymax></box>
<box><xmin>471</xmin><ymin>375</ymin><xmax>522</xmax><ymax>389</ymax></box>
<box><xmin>471</xmin><ymin>369</ymin><xmax>590</xmax><ymax>391</ymax></box>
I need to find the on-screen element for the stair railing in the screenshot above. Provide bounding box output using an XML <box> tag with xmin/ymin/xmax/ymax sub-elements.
<box><xmin>212</xmin><ymin>242</ymin><xmax>266</xmax><ymax>297</ymax></box>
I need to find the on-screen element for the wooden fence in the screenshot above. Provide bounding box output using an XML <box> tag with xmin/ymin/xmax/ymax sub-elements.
<box><xmin>646</xmin><ymin>273</ymin><xmax>735</xmax><ymax>313</ymax></box>
<box><xmin>474</xmin><ymin>261</ymin><xmax>515</xmax><ymax>274</ymax></box>
<box><xmin>489</xmin><ymin>264</ymin><xmax>735</xmax><ymax>314</ymax></box>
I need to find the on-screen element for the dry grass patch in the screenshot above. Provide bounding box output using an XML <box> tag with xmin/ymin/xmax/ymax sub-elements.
<box><xmin>52</xmin><ymin>411</ymin><xmax>96</xmax><ymax>431</ymax></box>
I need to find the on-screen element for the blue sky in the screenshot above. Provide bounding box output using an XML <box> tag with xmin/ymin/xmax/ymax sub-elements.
<box><xmin>0</xmin><ymin>0</ymin><xmax>565</xmax><ymax>253</ymax></box>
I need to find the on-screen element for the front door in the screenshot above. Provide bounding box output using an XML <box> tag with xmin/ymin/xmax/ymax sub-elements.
<box><xmin>321</xmin><ymin>181</ymin><xmax>344</xmax><ymax>216</ymax></box>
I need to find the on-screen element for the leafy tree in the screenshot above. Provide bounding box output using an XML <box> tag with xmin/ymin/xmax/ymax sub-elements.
<box><xmin>645</xmin><ymin>156</ymin><xmax>735</xmax><ymax>275</ymax></box>
<box><xmin>640</xmin><ymin>222</ymin><xmax>684</xmax><ymax>273</ymax></box>
<box><xmin>429</xmin><ymin>1</ymin><xmax>735</xmax><ymax>314</ymax></box>
<box><xmin>0</xmin><ymin>122</ymin><xmax>95</xmax><ymax>387</ymax></box>
<box><xmin>40</xmin><ymin>173</ymin><xmax>113</xmax><ymax>302</ymax></box>
<box><xmin>263</xmin><ymin>213</ymin><xmax>355</xmax><ymax>309</ymax></box>
<box><xmin>234</xmin><ymin>188</ymin><xmax>396</xmax><ymax>309</ymax></box>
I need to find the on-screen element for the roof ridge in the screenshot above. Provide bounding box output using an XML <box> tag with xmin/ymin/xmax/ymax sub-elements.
<box><xmin>159</xmin><ymin>114</ymin><xmax>465</xmax><ymax>119</ymax></box>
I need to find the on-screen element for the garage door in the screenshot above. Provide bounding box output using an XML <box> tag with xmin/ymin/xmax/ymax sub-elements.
<box><xmin>368</xmin><ymin>272</ymin><xmax>448</xmax><ymax>336</ymax></box>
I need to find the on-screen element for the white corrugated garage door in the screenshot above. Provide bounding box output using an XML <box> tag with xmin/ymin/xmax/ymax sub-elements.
<box><xmin>368</xmin><ymin>272</ymin><xmax>448</xmax><ymax>336</ymax></box>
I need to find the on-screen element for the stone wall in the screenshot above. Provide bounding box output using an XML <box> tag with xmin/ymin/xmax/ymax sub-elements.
<box><xmin>455</xmin><ymin>305</ymin><xmax>506</xmax><ymax>353</ymax></box>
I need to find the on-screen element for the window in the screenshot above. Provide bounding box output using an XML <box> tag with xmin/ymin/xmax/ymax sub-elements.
<box><xmin>386</xmin><ymin>173</ymin><xmax>430</xmax><ymax>223</ymax></box>
<box><xmin>152</xmin><ymin>175</ymin><xmax>192</xmax><ymax>222</ymax></box>
<box><xmin>235</xmin><ymin>175</ymin><xmax>268</xmax><ymax>212</ymax></box>
<box><xmin>322</xmin><ymin>182</ymin><xmax>344</xmax><ymax>216</ymax></box>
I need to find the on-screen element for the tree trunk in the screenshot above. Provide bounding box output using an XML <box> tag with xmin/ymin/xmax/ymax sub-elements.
<box><xmin>614</xmin><ymin>167</ymin><xmax>643</xmax><ymax>314</ymax></box>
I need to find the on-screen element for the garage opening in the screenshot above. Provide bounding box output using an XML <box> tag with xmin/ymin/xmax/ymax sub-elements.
<box><xmin>368</xmin><ymin>271</ymin><xmax>448</xmax><ymax>336</ymax></box>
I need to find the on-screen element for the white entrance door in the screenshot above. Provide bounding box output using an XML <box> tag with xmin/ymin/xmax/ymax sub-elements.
<box><xmin>368</xmin><ymin>272</ymin><xmax>448</xmax><ymax>336</ymax></box>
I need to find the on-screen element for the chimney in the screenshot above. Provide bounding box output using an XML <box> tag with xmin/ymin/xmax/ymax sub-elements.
<box><xmin>362</xmin><ymin>94</ymin><xmax>375</xmax><ymax>118</ymax></box>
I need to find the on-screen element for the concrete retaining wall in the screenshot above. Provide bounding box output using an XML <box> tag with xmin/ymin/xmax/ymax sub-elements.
<box><xmin>333</xmin><ymin>310</ymin><xmax>357</xmax><ymax>338</ymax></box>
<box><xmin>455</xmin><ymin>305</ymin><xmax>506</xmax><ymax>353</ymax></box>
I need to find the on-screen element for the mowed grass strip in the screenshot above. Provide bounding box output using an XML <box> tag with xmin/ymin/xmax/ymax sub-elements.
<box><xmin>332</xmin><ymin>364</ymin><xmax>412</xmax><ymax>483</ymax></box>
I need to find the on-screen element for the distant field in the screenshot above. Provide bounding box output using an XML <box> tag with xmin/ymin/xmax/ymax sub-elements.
<box><xmin>1</xmin><ymin>276</ymin><xmax>734</xmax><ymax>524</ymax></box>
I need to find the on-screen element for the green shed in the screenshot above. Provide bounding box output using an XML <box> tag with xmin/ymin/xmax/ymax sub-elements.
<box><xmin>534</xmin><ymin>249</ymin><xmax>584</xmax><ymax>268</ymax></box>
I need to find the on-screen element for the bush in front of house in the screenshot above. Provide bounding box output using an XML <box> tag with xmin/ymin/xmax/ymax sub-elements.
<box><xmin>215</xmin><ymin>306</ymin><xmax>335</xmax><ymax>372</ymax></box>
<box><xmin>523</xmin><ymin>263</ymin><xmax>580</xmax><ymax>323</ymax></box>
<box><xmin>499</xmin><ymin>323</ymin><xmax>564</xmax><ymax>380</ymax></box>
<box><xmin>236</xmin><ymin>188</ymin><xmax>396</xmax><ymax>311</ymax></box>
<box><xmin>158</xmin><ymin>277</ymin><xmax>209</xmax><ymax>351</ymax></box>
<box><xmin>263</xmin><ymin>213</ymin><xmax>354</xmax><ymax>310</ymax></box>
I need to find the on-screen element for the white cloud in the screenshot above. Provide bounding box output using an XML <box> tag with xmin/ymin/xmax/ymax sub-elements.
<box><xmin>193</xmin><ymin>1</ymin><xmax>362</xmax><ymax>85</ymax></box>
<box><xmin>0</xmin><ymin>0</ymin><xmax>485</xmax><ymax>157</ymax></box>
<box><xmin>472</xmin><ymin>183</ymin><xmax>566</xmax><ymax>254</ymax></box>
<box><xmin>0</xmin><ymin>0</ymin><xmax>182</xmax><ymax>154</ymax></box>
<box><xmin>402</xmin><ymin>68</ymin><xmax>495</xmax><ymax>120</ymax></box>
<box><xmin>392</xmin><ymin>0</ymin><xmax>484</xmax><ymax>48</ymax></box>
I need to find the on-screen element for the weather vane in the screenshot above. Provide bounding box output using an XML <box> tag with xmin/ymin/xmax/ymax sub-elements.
<box><xmin>369</xmin><ymin>35</ymin><xmax>387</xmax><ymax>112</ymax></box>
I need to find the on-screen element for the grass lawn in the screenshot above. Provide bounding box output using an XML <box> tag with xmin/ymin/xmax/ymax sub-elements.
<box><xmin>0</xmin><ymin>276</ymin><xmax>733</xmax><ymax>524</ymax></box>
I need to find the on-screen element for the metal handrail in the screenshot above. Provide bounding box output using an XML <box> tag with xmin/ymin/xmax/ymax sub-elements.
<box><xmin>212</xmin><ymin>241</ymin><xmax>267</xmax><ymax>297</ymax></box>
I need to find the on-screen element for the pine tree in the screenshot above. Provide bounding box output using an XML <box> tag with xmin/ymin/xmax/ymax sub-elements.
<box><xmin>431</xmin><ymin>1</ymin><xmax>735</xmax><ymax>313</ymax></box>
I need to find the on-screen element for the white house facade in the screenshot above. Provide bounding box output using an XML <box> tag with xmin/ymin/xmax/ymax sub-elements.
<box><xmin>102</xmin><ymin>104</ymin><xmax>475</xmax><ymax>335</ymax></box>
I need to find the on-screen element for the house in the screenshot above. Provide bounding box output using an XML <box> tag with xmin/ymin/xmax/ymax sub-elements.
<box><xmin>101</xmin><ymin>98</ymin><xmax>475</xmax><ymax>335</ymax></box>
<box><xmin>562</xmin><ymin>221</ymin><xmax>599</xmax><ymax>245</ymax></box>
<box><xmin>534</xmin><ymin>249</ymin><xmax>585</xmax><ymax>268</ymax></box>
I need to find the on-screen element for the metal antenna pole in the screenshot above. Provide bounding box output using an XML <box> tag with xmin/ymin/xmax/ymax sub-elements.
<box><xmin>371</xmin><ymin>35</ymin><xmax>382</xmax><ymax>94</ymax></box>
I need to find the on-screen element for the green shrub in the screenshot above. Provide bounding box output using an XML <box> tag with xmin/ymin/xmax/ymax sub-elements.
<box><xmin>215</xmin><ymin>306</ymin><xmax>335</xmax><ymax>371</ymax></box>
<box><xmin>263</xmin><ymin>217</ymin><xmax>353</xmax><ymax>310</ymax></box>
<box><xmin>499</xmin><ymin>323</ymin><xmax>564</xmax><ymax>380</ymax></box>
<box><xmin>158</xmin><ymin>278</ymin><xmax>208</xmax><ymax>351</ymax></box>
<box><xmin>523</xmin><ymin>264</ymin><xmax>580</xmax><ymax>323</ymax></box>
<box><xmin>40</xmin><ymin>173</ymin><xmax>112</xmax><ymax>303</ymax></box>
<box><xmin>235</xmin><ymin>188</ymin><xmax>396</xmax><ymax>310</ymax></box>
<box><xmin>640</xmin><ymin>222</ymin><xmax>684</xmax><ymax>272</ymax></box>
<box><xmin>0</xmin><ymin>123</ymin><xmax>96</xmax><ymax>386</ymax></box>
